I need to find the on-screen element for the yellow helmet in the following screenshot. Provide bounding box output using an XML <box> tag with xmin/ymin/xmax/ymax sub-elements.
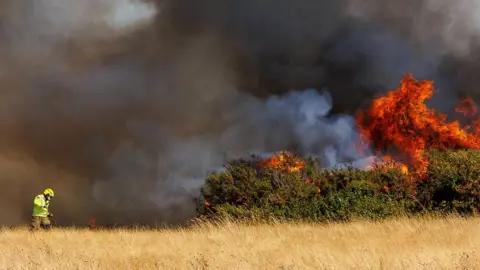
<box><xmin>44</xmin><ymin>188</ymin><xmax>54</xmax><ymax>197</ymax></box>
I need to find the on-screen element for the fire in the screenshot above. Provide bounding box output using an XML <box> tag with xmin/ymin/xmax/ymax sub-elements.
<box><xmin>204</xmin><ymin>201</ymin><xmax>212</xmax><ymax>207</ymax></box>
<box><xmin>260</xmin><ymin>151</ymin><xmax>305</xmax><ymax>172</ymax></box>
<box><xmin>372</xmin><ymin>155</ymin><xmax>409</xmax><ymax>175</ymax></box>
<box><xmin>357</xmin><ymin>74</ymin><xmax>480</xmax><ymax>177</ymax></box>
<box><xmin>455</xmin><ymin>98</ymin><xmax>478</xmax><ymax>117</ymax></box>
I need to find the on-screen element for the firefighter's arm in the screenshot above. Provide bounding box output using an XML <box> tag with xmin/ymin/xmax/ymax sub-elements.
<box><xmin>33</xmin><ymin>196</ymin><xmax>45</xmax><ymax>207</ymax></box>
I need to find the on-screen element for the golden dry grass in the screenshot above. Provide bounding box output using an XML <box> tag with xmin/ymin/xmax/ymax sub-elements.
<box><xmin>1</xmin><ymin>216</ymin><xmax>480</xmax><ymax>269</ymax></box>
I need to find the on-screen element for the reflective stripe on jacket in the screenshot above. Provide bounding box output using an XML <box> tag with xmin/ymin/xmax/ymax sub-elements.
<box><xmin>32</xmin><ymin>194</ymin><xmax>50</xmax><ymax>217</ymax></box>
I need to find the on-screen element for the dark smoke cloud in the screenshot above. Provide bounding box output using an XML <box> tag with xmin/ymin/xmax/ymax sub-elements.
<box><xmin>0</xmin><ymin>0</ymin><xmax>479</xmax><ymax>226</ymax></box>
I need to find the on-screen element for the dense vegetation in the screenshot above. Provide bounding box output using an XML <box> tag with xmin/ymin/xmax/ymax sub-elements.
<box><xmin>196</xmin><ymin>150</ymin><xmax>480</xmax><ymax>222</ymax></box>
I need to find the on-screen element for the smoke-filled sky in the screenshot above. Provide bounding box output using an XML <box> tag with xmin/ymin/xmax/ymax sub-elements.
<box><xmin>1</xmin><ymin>0</ymin><xmax>480</xmax><ymax>226</ymax></box>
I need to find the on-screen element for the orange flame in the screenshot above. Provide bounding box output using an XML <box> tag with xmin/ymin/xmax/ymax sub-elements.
<box><xmin>204</xmin><ymin>201</ymin><xmax>212</xmax><ymax>207</ymax></box>
<box><xmin>356</xmin><ymin>74</ymin><xmax>480</xmax><ymax>177</ymax></box>
<box><xmin>371</xmin><ymin>155</ymin><xmax>410</xmax><ymax>175</ymax></box>
<box><xmin>455</xmin><ymin>98</ymin><xmax>478</xmax><ymax>117</ymax></box>
<box><xmin>260</xmin><ymin>151</ymin><xmax>305</xmax><ymax>172</ymax></box>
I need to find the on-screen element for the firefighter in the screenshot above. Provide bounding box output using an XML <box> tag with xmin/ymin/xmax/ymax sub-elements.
<box><xmin>30</xmin><ymin>188</ymin><xmax>55</xmax><ymax>230</ymax></box>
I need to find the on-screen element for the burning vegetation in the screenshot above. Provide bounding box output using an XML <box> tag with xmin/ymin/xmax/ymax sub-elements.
<box><xmin>356</xmin><ymin>74</ymin><xmax>480</xmax><ymax>177</ymax></box>
<box><xmin>197</xmin><ymin>74</ymin><xmax>480</xmax><ymax>223</ymax></box>
<box><xmin>260</xmin><ymin>151</ymin><xmax>305</xmax><ymax>172</ymax></box>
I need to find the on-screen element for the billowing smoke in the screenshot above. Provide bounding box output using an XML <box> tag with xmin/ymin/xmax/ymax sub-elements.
<box><xmin>1</xmin><ymin>0</ymin><xmax>480</xmax><ymax>226</ymax></box>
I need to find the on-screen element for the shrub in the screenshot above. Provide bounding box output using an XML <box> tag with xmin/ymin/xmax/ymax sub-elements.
<box><xmin>416</xmin><ymin>150</ymin><xmax>480</xmax><ymax>214</ymax></box>
<box><xmin>196</xmin><ymin>150</ymin><xmax>480</xmax><ymax>222</ymax></box>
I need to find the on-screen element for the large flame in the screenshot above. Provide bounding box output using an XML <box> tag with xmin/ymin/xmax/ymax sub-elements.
<box><xmin>356</xmin><ymin>74</ymin><xmax>480</xmax><ymax>177</ymax></box>
<box><xmin>260</xmin><ymin>151</ymin><xmax>305</xmax><ymax>172</ymax></box>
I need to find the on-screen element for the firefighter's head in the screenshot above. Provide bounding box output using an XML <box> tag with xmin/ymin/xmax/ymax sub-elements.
<box><xmin>43</xmin><ymin>188</ymin><xmax>54</xmax><ymax>200</ymax></box>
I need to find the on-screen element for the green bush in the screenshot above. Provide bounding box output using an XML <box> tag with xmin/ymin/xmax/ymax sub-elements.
<box><xmin>196</xmin><ymin>149</ymin><xmax>480</xmax><ymax>222</ymax></box>
<box><xmin>416</xmin><ymin>150</ymin><xmax>480</xmax><ymax>214</ymax></box>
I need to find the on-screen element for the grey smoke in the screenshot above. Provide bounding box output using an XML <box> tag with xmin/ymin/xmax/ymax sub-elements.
<box><xmin>0</xmin><ymin>0</ymin><xmax>480</xmax><ymax>225</ymax></box>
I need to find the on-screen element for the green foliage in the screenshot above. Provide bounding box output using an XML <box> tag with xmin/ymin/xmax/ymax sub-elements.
<box><xmin>197</xmin><ymin>150</ymin><xmax>480</xmax><ymax>222</ymax></box>
<box><xmin>416</xmin><ymin>150</ymin><xmax>480</xmax><ymax>214</ymax></box>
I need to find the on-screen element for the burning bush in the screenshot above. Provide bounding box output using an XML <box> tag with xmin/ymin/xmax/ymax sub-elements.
<box><xmin>196</xmin><ymin>149</ymin><xmax>480</xmax><ymax>222</ymax></box>
<box><xmin>197</xmin><ymin>151</ymin><xmax>413</xmax><ymax>221</ymax></box>
<box><xmin>356</xmin><ymin>74</ymin><xmax>480</xmax><ymax>177</ymax></box>
<box><xmin>196</xmin><ymin>75</ymin><xmax>480</xmax><ymax>222</ymax></box>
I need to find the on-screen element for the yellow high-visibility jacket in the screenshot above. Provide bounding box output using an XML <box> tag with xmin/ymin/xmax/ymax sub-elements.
<box><xmin>32</xmin><ymin>194</ymin><xmax>50</xmax><ymax>217</ymax></box>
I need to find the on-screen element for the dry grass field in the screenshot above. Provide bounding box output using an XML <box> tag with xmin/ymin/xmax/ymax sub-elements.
<box><xmin>1</xmin><ymin>216</ymin><xmax>480</xmax><ymax>269</ymax></box>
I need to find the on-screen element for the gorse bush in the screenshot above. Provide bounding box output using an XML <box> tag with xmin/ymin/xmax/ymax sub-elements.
<box><xmin>417</xmin><ymin>150</ymin><xmax>480</xmax><ymax>213</ymax></box>
<box><xmin>196</xmin><ymin>150</ymin><xmax>480</xmax><ymax>222</ymax></box>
